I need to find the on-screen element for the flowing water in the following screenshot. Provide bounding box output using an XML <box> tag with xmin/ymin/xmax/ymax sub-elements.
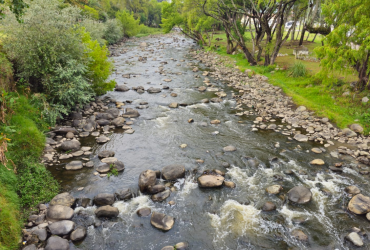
<box><xmin>50</xmin><ymin>35</ymin><xmax>370</xmax><ymax>250</ymax></box>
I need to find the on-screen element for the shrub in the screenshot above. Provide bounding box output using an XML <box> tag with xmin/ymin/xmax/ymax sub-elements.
<box><xmin>17</xmin><ymin>162</ymin><xmax>59</xmax><ymax>208</ymax></box>
<box><xmin>81</xmin><ymin>29</ymin><xmax>115</xmax><ymax>95</ymax></box>
<box><xmin>42</xmin><ymin>59</ymin><xmax>93</xmax><ymax>118</ymax></box>
<box><xmin>80</xmin><ymin>19</ymin><xmax>107</xmax><ymax>46</ymax></box>
<box><xmin>289</xmin><ymin>61</ymin><xmax>307</xmax><ymax>77</ymax></box>
<box><xmin>116</xmin><ymin>10</ymin><xmax>140</xmax><ymax>37</ymax></box>
<box><xmin>0</xmin><ymin>53</ymin><xmax>14</xmax><ymax>91</ymax></box>
<box><xmin>104</xmin><ymin>19</ymin><xmax>123</xmax><ymax>44</ymax></box>
<box><xmin>83</xmin><ymin>5</ymin><xmax>99</xmax><ymax>20</ymax></box>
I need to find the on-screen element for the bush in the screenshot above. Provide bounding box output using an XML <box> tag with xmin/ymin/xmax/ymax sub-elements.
<box><xmin>104</xmin><ymin>19</ymin><xmax>123</xmax><ymax>44</ymax></box>
<box><xmin>0</xmin><ymin>53</ymin><xmax>14</xmax><ymax>91</ymax></box>
<box><xmin>116</xmin><ymin>10</ymin><xmax>140</xmax><ymax>37</ymax></box>
<box><xmin>81</xmin><ymin>29</ymin><xmax>115</xmax><ymax>95</ymax></box>
<box><xmin>289</xmin><ymin>61</ymin><xmax>307</xmax><ymax>77</ymax></box>
<box><xmin>83</xmin><ymin>5</ymin><xmax>99</xmax><ymax>20</ymax></box>
<box><xmin>18</xmin><ymin>162</ymin><xmax>59</xmax><ymax>208</ymax></box>
<box><xmin>80</xmin><ymin>19</ymin><xmax>107</xmax><ymax>46</ymax></box>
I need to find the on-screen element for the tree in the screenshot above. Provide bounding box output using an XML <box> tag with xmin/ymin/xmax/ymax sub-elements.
<box><xmin>116</xmin><ymin>9</ymin><xmax>141</xmax><ymax>37</ymax></box>
<box><xmin>0</xmin><ymin>0</ymin><xmax>29</xmax><ymax>22</ymax></box>
<box><xmin>315</xmin><ymin>0</ymin><xmax>370</xmax><ymax>90</ymax></box>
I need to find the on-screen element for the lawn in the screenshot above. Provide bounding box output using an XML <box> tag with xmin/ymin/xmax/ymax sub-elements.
<box><xmin>203</xmin><ymin>32</ymin><xmax>370</xmax><ymax>134</ymax></box>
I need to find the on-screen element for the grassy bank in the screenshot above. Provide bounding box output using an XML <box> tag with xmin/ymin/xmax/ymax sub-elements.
<box><xmin>204</xmin><ymin>42</ymin><xmax>370</xmax><ymax>134</ymax></box>
<box><xmin>135</xmin><ymin>26</ymin><xmax>162</xmax><ymax>38</ymax></box>
<box><xmin>0</xmin><ymin>55</ymin><xmax>59</xmax><ymax>249</ymax></box>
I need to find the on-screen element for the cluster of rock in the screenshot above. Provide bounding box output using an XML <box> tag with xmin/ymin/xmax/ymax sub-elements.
<box><xmin>22</xmin><ymin>193</ymin><xmax>86</xmax><ymax>250</ymax></box>
<box><xmin>42</xmin><ymin>96</ymin><xmax>139</xmax><ymax>173</ymax></box>
<box><xmin>191</xmin><ymin>50</ymin><xmax>370</xmax><ymax>172</ymax></box>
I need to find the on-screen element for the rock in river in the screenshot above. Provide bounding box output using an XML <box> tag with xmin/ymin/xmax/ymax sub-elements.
<box><xmin>122</xmin><ymin>108</ymin><xmax>140</xmax><ymax>118</ymax></box>
<box><xmin>293</xmin><ymin>134</ymin><xmax>308</xmax><ymax>142</ymax></box>
<box><xmin>147</xmin><ymin>87</ymin><xmax>161</xmax><ymax>93</ymax></box>
<box><xmin>161</xmin><ymin>165</ymin><xmax>185</xmax><ymax>181</ymax></box>
<box><xmin>45</xmin><ymin>236</ymin><xmax>69</xmax><ymax>250</ymax></box>
<box><xmin>48</xmin><ymin>220</ymin><xmax>75</xmax><ymax>235</ymax></box>
<box><xmin>287</xmin><ymin>186</ymin><xmax>312</xmax><ymax>204</ymax></box>
<box><xmin>198</xmin><ymin>175</ymin><xmax>225</xmax><ymax>188</ymax></box>
<box><xmin>70</xmin><ymin>227</ymin><xmax>87</xmax><ymax>242</ymax></box>
<box><xmin>115</xmin><ymin>85</ymin><xmax>130</xmax><ymax>92</ymax></box>
<box><xmin>60</xmin><ymin>140</ymin><xmax>81</xmax><ymax>151</ymax></box>
<box><xmin>291</xmin><ymin>229</ymin><xmax>308</xmax><ymax>242</ymax></box>
<box><xmin>96</xmin><ymin>135</ymin><xmax>110</xmax><ymax>144</ymax></box>
<box><xmin>46</xmin><ymin>205</ymin><xmax>74</xmax><ymax>222</ymax></box>
<box><xmin>50</xmin><ymin>193</ymin><xmax>75</xmax><ymax>207</ymax></box>
<box><xmin>137</xmin><ymin>207</ymin><xmax>151</xmax><ymax>217</ymax></box>
<box><xmin>152</xmin><ymin>190</ymin><xmax>171</xmax><ymax>202</ymax></box>
<box><xmin>310</xmin><ymin>159</ymin><xmax>325</xmax><ymax>165</ymax></box>
<box><xmin>266</xmin><ymin>185</ymin><xmax>283</xmax><ymax>195</ymax></box>
<box><xmin>345</xmin><ymin>185</ymin><xmax>361</xmax><ymax>195</ymax></box>
<box><xmin>95</xmin><ymin>205</ymin><xmax>119</xmax><ymax>218</ymax></box>
<box><xmin>223</xmin><ymin>145</ymin><xmax>237</xmax><ymax>152</ymax></box>
<box><xmin>139</xmin><ymin>170</ymin><xmax>157</xmax><ymax>192</ymax></box>
<box><xmin>348</xmin><ymin>194</ymin><xmax>370</xmax><ymax>214</ymax></box>
<box><xmin>346</xmin><ymin>232</ymin><xmax>363</xmax><ymax>246</ymax></box>
<box><xmin>116</xmin><ymin>189</ymin><xmax>133</xmax><ymax>200</ymax></box>
<box><xmin>65</xmin><ymin>161</ymin><xmax>83</xmax><ymax>170</ymax></box>
<box><xmin>150</xmin><ymin>212</ymin><xmax>175</xmax><ymax>231</ymax></box>
<box><xmin>98</xmin><ymin>150</ymin><xmax>115</xmax><ymax>158</ymax></box>
<box><xmin>94</xmin><ymin>193</ymin><xmax>115</xmax><ymax>206</ymax></box>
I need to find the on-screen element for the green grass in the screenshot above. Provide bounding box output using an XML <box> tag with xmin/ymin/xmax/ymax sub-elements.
<box><xmin>206</xmin><ymin>45</ymin><xmax>370</xmax><ymax>134</ymax></box>
<box><xmin>0</xmin><ymin>91</ymin><xmax>60</xmax><ymax>249</ymax></box>
<box><xmin>135</xmin><ymin>27</ymin><xmax>162</xmax><ymax>38</ymax></box>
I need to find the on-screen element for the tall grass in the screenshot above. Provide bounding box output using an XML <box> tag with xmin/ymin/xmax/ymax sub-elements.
<box><xmin>289</xmin><ymin>61</ymin><xmax>307</xmax><ymax>77</ymax></box>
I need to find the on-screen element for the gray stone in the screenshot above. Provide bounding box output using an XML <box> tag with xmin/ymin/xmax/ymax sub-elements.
<box><xmin>262</xmin><ymin>201</ymin><xmax>276</xmax><ymax>211</ymax></box>
<box><xmin>98</xmin><ymin>150</ymin><xmax>115</xmax><ymax>158</ymax></box>
<box><xmin>65</xmin><ymin>161</ymin><xmax>83</xmax><ymax>170</ymax></box>
<box><xmin>175</xmin><ymin>242</ymin><xmax>189</xmax><ymax>250</ymax></box>
<box><xmin>291</xmin><ymin>229</ymin><xmax>308</xmax><ymax>241</ymax></box>
<box><xmin>31</xmin><ymin>228</ymin><xmax>47</xmax><ymax>241</ymax></box>
<box><xmin>350</xmin><ymin>124</ymin><xmax>364</xmax><ymax>133</ymax></box>
<box><xmin>342</xmin><ymin>128</ymin><xmax>357</xmax><ymax>137</ymax></box>
<box><xmin>137</xmin><ymin>207</ymin><xmax>151</xmax><ymax>217</ymax></box>
<box><xmin>266</xmin><ymin>185</ymin><xmax>283</xmax><ymax>194</ymax></box>
<box><xmin>50</xmin><ymin>193</ymin><xmax>75</xmax><ymax>207</ymax></box>
<box><xmin>346</xmin><ymin>232</ymin><xmax>363</xmax><ymax>247</ymax></box>
<box><xmin>48</xmin><ymin>220</ymin><xmax>75</xmax><ymax>235</ymax></box>
<box><xmin>161</xmin><ymin>246</ymin><xmax>174</xmax><ymax>250</ymax></box>
<box><xmin>147</xmin><ymin>87</ymin><xmax>162</xmax><ymax>93</ymax></box>
<box><xmin>96</xmin><ymin>119</ymin><xmax>110</xmax><ymax>126</ymax></box>
<box><xmin>294</xmin><ymin>134</ymin><xmax>308</xmax><ymax>142</ymax></box>
<box><xmin>345</xmin><ymin>186</ymin><xmax>361</xmax><ymax>195</ymax></box>
<box><xmin>70</xmin><ymin>227</ymin><xmax>87</xmax><ymax>242</ymax></box>
<box><xmin>46</xmin><ymin>205</ymin><xmax>74</xmax><ymax>221</ymax></box>
<box><xmin>139</xmin><ymin>170</ymin><xmax>157</xmax><ymax>192</ymax></box>
<box><xmin>96</xmin><ymin>135</ymin><xmax>110</xmax><ymax>144</ymax></box>
<box><xmin>287</xmin><ymin>186</ymin><xmax>312</xmax><ymax>204</ymax></box>
<box><xmin>45</xmin><ymin>236</ymin><xmax>69</xmax><ymax>250</ymax></box>
<box><xmin>161</xmin><ymin>165</ymin><xmax>185</xmax><ymax>181</ymax></box>
<box><xmin>362</xmin><ymin>97</ymin><xmax>369</xmax><ymax>103</ymax></box>
<box><xmin>152</xmin><ymin>190</ymin><xmax>171</xmax><ymax>202</ymax></box>
<box><xmin>150</xmin><ymin>212</ymin><xmax>175</xmax><ymax>231</ymax></box>
<box><xmin>296</xmin><ymin>106</ymin><xmax>306</xmax><ymax>112</ymax></box>
<box><xmin>94</xmin><ymin>193</ymin><xmax>115</xmax><ymax>206</ymax></box>
<box><xmin>115</xmin><ymin>85</ymin><xmax>130</xmax><ymax>92</ymax></box>
<box><xmin>112</xmin><ymin>117</ymin><xmax>125</xmax><ymax>127</ymax></box>
<box><xmin>95</xmin><ymin>205</ymin><xmax>119</xmax><ymax>218</ymax></box>
<box><xmin>223</xmin><ymin>145</ymin><xmax>237</xmax><ymax>152</ymax></box>
<box><xmin>115</xmin><ymin>189</ymin><xmax>133</xmax><ymax>200</ymax></box>
<box><xmin>148</xmin><ymin>184</ymin><xmax>166</xmax><ymax>194</ymax></box>
<box><xmin>198</xmin><ymin>175</ymin><xmax>225</xmax><ymax>188</ymax></box>
<box><xmin>96</xmin><ymin>163</ymin><xmax>110</xmax><ymax>173</ymax></box>
<box><xmin>60</xmin><ymin>140</ymin><xmax>81</xmax><ymax>151</ymax></box>
<box><xmin>122</xmin><ymin>108</ymin><xmax>140</xmax><ymax>118</ymax></box>
<box><xmin>23</xmin><ymin>245</ymin><xmax>37</xmax><ymax>250</ymax></box>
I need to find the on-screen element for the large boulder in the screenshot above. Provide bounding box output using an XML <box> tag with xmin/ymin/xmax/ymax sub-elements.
<box><xmin>45</xmin><ymin>236</ymin><xmax>69</xmax><ymax>250</ymax></box>
<box><xmin>112</xmin><ymin>117</ymin><xmax>125</xmax><ymax>127</ymax></box>
<box><xmin>139</xmin><ymin>170</ymin><xmax>157</xmax><ymax>192</ymax></box>
<box><xmin>98</xmin><ymin>150</ymin><xmax>115</xmax><ymax>158</ymax></box>
<box><xmin>31</xmin><ymin>228</ymin><xmax>47</xmax><ymax>241</ymax></box>
<box><xmin>46</xmin><ymin>205</ymin><xmax>74</xmax><ymax>222</ymax></box>
<box><xmin>60</xmin><ymin>140</ymin><xmax>81</xmax><ymax>151</ymax></box>
<box><xmin>83</xmin><ymin>122</ymin><xmax>95</xmax><ymax>132</ymax></box>
<box><xmin>70</xmin><ymin>227</ymin><xmax>87</xmax><ymax>242</ymax></box>
<box><xmin>350</xmin><ymin>124</ymin><xmax>364</xmax><ymax>133</ymax></box>
<box><xmin>293</xmin><ymin>134</ymin><xmax>308</xmax><ymax>142</ymax></box>
<box><xmin>54</xmin><ymin>127</ymin><xmax>78</xmax><ymax>135</ymax></box>
<box><xmin>50</xmin><ymin>193</ymin><xmax>75</xmax><ymax>207</ymax></box>
<box><xmin>95</xmin><ymin>205</ymin><xmax>119</xmax><ymax>218</ymax></box>
<box><xmin>287</xmin><ymin>186</ymin><xmax>312</xmax><ymax>204</ymax></box>
<box><xmin>115</xmin><ymin>189</ymin><xmax>133</xmax><ymax>200</ymax></box>
<box><xmin>148</xmin><ymin>185</ymin><xmax>166</xmax><ymax>194</ymax></box>
<box><xmin>106</xmin><ymin>108</ymin><xmax>120</xmax><ymax>117</ymax></box>
<box><xmin>152</xmin><ymin>190</ymin><xmax>171</xmax><ymax>202</ymax></box>
<box><xmin>115</xmin><ymin>85</ymin><xmax>130</xmax><ymax>92</ymax></box>
<box><xmin>96</xmin><ymin>113</ymin><xmax>114</xmax><ymax>120</ymax></box>
<box><xmin>137</xmin><ymin>207</ymin><xmax>152</xmax><ymax>217</ymax></box>
<box><xmin>122</xmin><ymin>108</ymin><xmax>140</xmax><ymax>118</ymax></box>
<box><xmin>348</xmin><ymin>194</ymin><xmax>370</xmax><ymax>214</ymax></box>
<box><xmin>161</xmin><ymin>165</ymin><xmax>185</xmax><ymax>181</ymax></box>
<box><xmin>150</xmin><ymin>212</ymin><xmax>175</xmax><ymax>231</ymax></box>
<box><xmin>65</xmin><ymin>161</ymin><xmax>83</xmax><ymax>170</ymax></box>
<box><xmin>48</xmin><ymin>220</ymin><xmax>75</xmax><ymax>235</ymax></box>
<box><xmin>147</xmin><ymin>87</ymin><xmax>162</xmax><ymax>93</ymax></box>
<box><xmin>198</xmin><ymin>175</ymin><xmax>225</xmax><ymax>188</ymax></box>
<box><xmin>94</xmin><ymin>193</ymin><xmax>115</xmax><ymax>206</ymax></box>
<box><xmin>96</xmin><ymin>119</ymin><xmax>110</xmax><ymax>126</ymax></box>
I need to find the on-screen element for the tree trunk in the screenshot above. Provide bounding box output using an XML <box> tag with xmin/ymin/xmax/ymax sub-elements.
<box><xmin>298</xmin><ymin>26</ymin><xmax>306</xmax><ymax>46</ymax></box>
<box><xmin>312</xmin><ymin>33</ymin><xmax>318</xmax><ymax>42</ymax></box>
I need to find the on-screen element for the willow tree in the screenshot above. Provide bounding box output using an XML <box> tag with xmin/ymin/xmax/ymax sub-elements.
<box><xmin>315</xmin><ymin>0</ymin><xmax>370</xmax><ymax>90</ymax></box>
<box><xmin>161</xmin><ymin>0</ymin><xmax>218</xmax><ymax>45</ymax></box>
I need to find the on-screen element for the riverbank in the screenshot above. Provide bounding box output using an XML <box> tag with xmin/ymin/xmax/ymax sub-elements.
<box><xmin>206</xmin><ymin>42</ymin><xmax>370</xmax><ymax>134</ymax></box>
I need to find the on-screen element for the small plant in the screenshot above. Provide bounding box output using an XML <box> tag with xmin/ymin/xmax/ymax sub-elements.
<box><xmin>107</xmin><ymin>164</ymin><xmax>118</xmax><ymax>178</ymax></box>
<box><xmin>289</xmin><ymin>61</ymin><xmax>307</xmax><ymax>77</ymax></box>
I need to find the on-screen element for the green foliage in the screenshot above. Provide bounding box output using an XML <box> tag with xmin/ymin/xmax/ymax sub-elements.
<box><xmin>315</xmin><ymin>0</ymin><xmax>370</xmax><ymax>88</ymax></box>
<box><xmin>289</xmin><ymin>61</ymin><xmax>307</xmax><ymax>77</ymax></box>
<box><xmin>81</xmin><ymin>19</ymin><xmax>107</xmax><ymax>46</ymax></box>
<box><xmin>83</xmin><ymin>5</ymin><xmax>100</xmax><ymax>19</ymax></box>
<box><xmin>104</xmin><ymin>19</ymin><xmax>123</xmax><ymax>44</ymax></box>
<box><xmin>81</xmin><ymin>29</ymin><xmax>114</xmax><ymax>95</ymax></box>
<box><xmin>107</xmin><ymin>164</ymin><xmax>119</xmax><ymax>178</ymax></box>
<box><xmin>43</xmin><ymin>60</ymin><xmax>93</xmax><ymax>117</ymax></box>
<box><xmin>0</xmin><ymin>0</ymin><xmax>28</xmax><ymax>22</ymax></box>
<box><xmin>18</xmin><ymin>162</ymin><xmax>59</xmax><ymax>208</ymax></box>
<box><xmin>0</xmin><ymin>52</ymin><xmax>14</xmax><ymax>91</ymax></box>
<box><xmin>116</xmin><ymin>10</ymin><xmax>141</xmax><ymax>37</ymax></box>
